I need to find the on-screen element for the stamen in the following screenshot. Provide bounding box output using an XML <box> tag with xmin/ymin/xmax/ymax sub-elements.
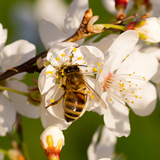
<box><xmin>92</xmin><ymin>68</ymin><xmax>97</xmax><ymax>72</ymax></box>
<box><xmin>91</xmin><ymin>95</ymin><xmax>94</xmax><ymax>99</ymax></box>
<box><xmin>56</xmin><ymin>75</ymin><xmax>59</xmax><ymax>79</ymax></box>
<box><xmin>73</xmin><ymin>48</ymin><xmax>77</xmax><ymax>52</ymax></box>
<box><xmin>55</xmin><ymin>57</ymin><xmax>59</xmax><ymax>61</ymax></box>
<box><xmin>61</xmin><ymin>54</ymin><xmax>65</xmax><ymax>57</ymax></box>
<box><xmin>77</xmin><ymin>57</ymin><xmax>83</xmax><ymax>60</ymax></box>
<box><xmin>99</xmin><ymin>69</ymin><xmax>102</xmax><ymax>73</ymax></box>
<box><xmin>46</xmin><ymin>71</ymin><xmax>53</xmax><ymax>75</ymax></box>
<box><xmin>50</xmin><ymin>99</ymin><xmax>55</xmax><ymax>103</ymax></box>
<box><xmin>97</xmin><ymin>62</ymin><xmax>101</xmax><ymax>66</ymax></box>
<box><xmin>59</xmin><ymin>84</ymin><xmax>62</xmax><ymax>88</ymax></box>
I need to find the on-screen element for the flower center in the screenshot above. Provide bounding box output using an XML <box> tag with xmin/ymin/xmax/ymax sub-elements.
<box><xmin>101</xmin><ymin>72</ymin><xmax>145</xmax><ymax>106</ymax></box>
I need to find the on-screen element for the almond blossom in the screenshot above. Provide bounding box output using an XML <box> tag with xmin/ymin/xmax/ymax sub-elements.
<box><xmin>0</xmin><ymin>23</ymin><xmax>39</xmax><ymax>136</ymax></box>
<box><xmin>38</xmin><ymin>42</ymin><xmax>105</xmax><ymax>129</ymax></box>
<box><xmin>96</xmin><ymin>30</ymin><xmax>158</xmax><ymax>137</ymax></box>
<box><xmin>39</xmin><ymin>0</ymin><xmax>88</xmax><ymax>48</ymax></box>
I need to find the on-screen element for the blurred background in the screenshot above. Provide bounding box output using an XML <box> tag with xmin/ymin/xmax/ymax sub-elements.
<box><xmin>0</xmin><ymin>0</ymin><xmax>160</xmax><ymax>160</ymax></box>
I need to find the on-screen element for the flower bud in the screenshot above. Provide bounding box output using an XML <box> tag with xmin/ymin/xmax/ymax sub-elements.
<box><xmin>7</xmin><ymin>149</ymin><xmax>25</xmax><ymax>160</ymax></box>
<box><xmin>40</xmin><ymin>126</ymin><xmax>64</xmax><ymax>160</ymax></box>
<box><xmin>115</xmin><ymin>0</ymin><xmax>129</xmax><ymax>10</ymax></box>
<box><xmin>125</xmin><ymin>17</ymin><xmax>160</xmax><ymax>43</ymax></box>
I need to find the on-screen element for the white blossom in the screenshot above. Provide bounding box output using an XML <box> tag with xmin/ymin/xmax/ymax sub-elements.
<box><xmin>96</xmin><ymin>30</ymin><xmax>158</xmax><ymax>137</ymax></box>
<box><xmin>38</xmin><ymin>42</ymin><xmax>104</xmax><ymax>129</ymax></box>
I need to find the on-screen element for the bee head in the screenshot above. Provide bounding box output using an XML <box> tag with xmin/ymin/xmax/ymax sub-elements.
<box><xmin>64</xmin><ymin>65</ymin><xmax>80</xmax><ymax>74</ymax></box>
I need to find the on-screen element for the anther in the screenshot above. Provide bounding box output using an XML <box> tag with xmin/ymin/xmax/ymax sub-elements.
<box><xmin>97</xmin><ymin>62</ymin><xmax>101</xmax><ymax>66</ymax></box>
<box><xmin>77</xmin><ymin>57</ymin><xmax>83</xmax><ymax>60</ymax></box>
<box><xmin>92</xmin><ymin>68</ymin><xmax>97</xmax><ymax>72</ymax></box>
<box><xmin>61</xmin><ymin>54</ymin><xmax>65</xmax><ymax>57</ymax></box>
<box><xmin>73</xmin><ymin>48</ymin><xmax>77</xmax><ymax>52</ymax></box>
<box><xmin>46</xmin><ymin>71</ymin><xmax>53</xmax><ymax>75</ymax></box>
<box><xmin>50</xmin><ymin>99</ymin><xmax>55</xmax><ymax>103</ymax></box>
<box><xmin>55</xmin><ymin>57</ymin><xmax>59</xmax><ymax>61</ymax></box>
<box><xmin>99</xmin><ymin>69</ymin><xmax>102</xmax><ymax>73</ymax></box>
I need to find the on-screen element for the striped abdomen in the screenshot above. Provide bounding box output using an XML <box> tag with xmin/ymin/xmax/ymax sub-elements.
<box><xmin>63</xmin><ymin>91</ymin><xmax>87</xmax><ymax>122</ymax></box>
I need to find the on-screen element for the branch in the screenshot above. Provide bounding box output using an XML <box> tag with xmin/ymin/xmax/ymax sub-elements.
<box><xmin>0</xmin><ymin>9</ymin><xmax>136</xmax><ymax>82</ymax></box>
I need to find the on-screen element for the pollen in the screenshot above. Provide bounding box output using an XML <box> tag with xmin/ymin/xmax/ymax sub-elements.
<box><xmin>50</xmin><ymin>99</ymin><xmax>55</xmax><ymax>103</ymax></box>
<box><xmin>129</xmin><ymin>84</ymin><xmax>132</xmax><ymax>87</ymax></box>
<box><xmin>133</xmin><ymin>72</ymin><xmax>135</xmax><ymax>74</ymax></box>
<box><xmin>61</xmin><ymin>54</ymin><xmax>65</xmax><ymax>57</ymax></box>
<box><xmin>143</xmin><ymin>77</ymin><xmax>146</xmax><ymax>81</ymax></box>
<box><xmin>127</xmin><ymin>100</ymin><xmax>130</xmax><ymax>102</ymax></box>
<box><xmin>139</xmin><ymin>97</ymin><xmax>142</xmax><ymax>99</ymax></box>
<box><xmin>91</xmin><ymin>95</ymin><xmax>94</xmax><ymax>99</ymax></box>
<box><xmin>109</xmin><ymin>98</ymin><xmax>112</xmax><ymax>101</ymax></box>
<box><xmin>128</xmin><ymin>108</ymin><xmax>131</xmax><ymax>111</ymax></box>
<box><xmin>56</xmin><ymin>75</ymin><xmax>59</xmax><ymax>79</ymax></box>
<box><xmin>124</xmin><ymin>94</ymin><xmax>126</xmax><ymax>96</ymax></box>
<box><xmin>73</xmin><ymin>48</ymin><xmax>77</xmax><ymax>52</ymax></box>
<box><xmin>129</xmin><ymin>74</ymin><xmax>131</xmax><ymax>76</ymax></box>
<box><xmin>99</xmin><ymin>69</ymin><xmax>102</xmax><ymax>73</ymax></box>
<box><xmin>97</xmin><ymin>62</ymin><xmax>101</xmax><ymax>66</ymax></box>
<box><xmin>135</xmin><ymin>95</ymin><xmax>138</xmax><ymax>98</ymax></box>
<box><xmin>136</xmin><ymin>84</ymin><xmax>138</xmax><ymax>86</ymax></box>
<box><xmin>84</xmin><ymin>62</ymin><xmax>87</xmax><ymax>64</ymax></box>
<box><xmin>92</xmin><ymin>68</ymin><xmax>97</xmax><ymax>72</ymax></box>
<box><xmin>129</xmin><ymin>81</ymin><xmax>131</xmax><ymax>83</ymax></box>
<box><xmin>88</xmin><ymin>91</ymin><xmax>92</xmax><ymax>95</ymax></box>
<box><xmin>59</xmin><ymin>84</ymin><xmax>62</xmax><ymax>88</ymax></box>
<box><xmin>119</xmin><ymin>90</ymin><xmax>122</xmax><ymax>92</ymax></box>
<box><xmin>131</xmin><ymin>101</ymin><xmax>134</xmax><ymax>103</ymax></box>
<box><xmin>119</xmin><ymin>83</ymin><xmax>124</xmax><ymax>87</ymax></box>
<box><xmin>132</xmin><ymin>91</ymin><xmax>134</xmax><ymax>93</ymax></box>
<box><xmin>55</xmin><ymin>57</ymin><xmax>59</xmax><ymax>61</ymax></box>
<box><xmin>77</xmin><ymin>57</ymin><xmax>83</xmax><ymax>60</ymax></box>
<box><xmin>46</xmin><ymin>71</ymin><xmax>53</xmax><ymax>75</ymax></box>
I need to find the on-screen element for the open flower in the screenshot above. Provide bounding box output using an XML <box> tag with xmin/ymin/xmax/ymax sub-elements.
<box><xmin>0</xmin><ymin>23</ymin><xmax>39</xmax><ymax>136</ymax></box>
<box><xmin>39</xmin><ymin>0</ymin><xmax>88</xmax><ymax>48</ymax></box>
<box><xmin>126</xmin><ymin>17</ymin><xmax>160</xmax><ymax>43</ymax></box>
<box><xmin>96</xmin><ymin>30</ymin><xmax>158</xmax><ymax>137</ymax></box>
<box><xmin>38</xmin><ymin>42</ymin><xmax>104</xmax><ymax>129</ymax></box>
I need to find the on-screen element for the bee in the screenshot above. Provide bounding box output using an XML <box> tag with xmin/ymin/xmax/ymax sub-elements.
<box><xmin>46</xmin><ymin>64</ymin><xmax>107</xmax><ymax>122</ymax></box>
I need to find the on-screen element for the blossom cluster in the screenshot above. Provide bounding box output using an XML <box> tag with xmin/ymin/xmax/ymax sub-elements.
<box><xmin>1</xmin><ymin>0</ymin><xmax>160</xmax><ymax>159</ymax></box>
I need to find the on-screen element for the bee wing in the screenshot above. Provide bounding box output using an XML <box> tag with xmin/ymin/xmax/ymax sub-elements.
<box><xmin>84</xmin><ymin>80</ymin><xmax>107</xmax><ymax>110</ymax></box>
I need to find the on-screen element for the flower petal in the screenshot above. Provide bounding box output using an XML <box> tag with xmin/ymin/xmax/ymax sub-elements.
<box><xmin>0</xmin><ymin>23</ymin><xmax>7</xmax><ymax>53</ymax></box>
<box><xmin>89</xmin><ymin>34</ymin><xmax>118</xmax><ymax>54</ymax></box>
<box><xmin>116</xmin><ymin>52</ymin><xmax>158</xmax><ymax>86</ymax></box>
<box><xmin>1</xmin><ymin>40</ymin><xmax>36</xmax><ymax>79</ymax></box>
<box><xmin>87</xmin><ymin>126</ymin><xmax>116</xmax><ymax>160</ymax></box>
<box><xmin>128</xmin><ymin>82</ymin><xmax>157</xmax><ymax>116</ymax></box>
<box><xmin>7</xmin><ymin>80</ymin><xmax>40</xmax><ymax>118</ymax></box>
<box><xmin>38</xmin><ymin>65</ymin><xmax>56</xmax><ymax>95</ymax></box>
<box><xmin>103</xmin><ymin>100</ymin><xmax>130</xmax><ymax>137</ymax></box>
<box><xmin>0</xmin><ymin>93</ymin><xmax>16</xmax><ymax>136</ymax></box>
<box><xmin>40</xmin><ymin>95</ymin><xmax>71</xmax><ymax>130</ymax></box>
<box><xmin>107</xmin><ymin>30</ymin><xmax>139</xmax><ymax>73</ymax></box>
<box><xmin>39</xmin><ymin>18</ymin><xmax>68</xmax><ymax>49</ymax></box>
<box><xmin>64</xmin><ymin>0</ymin><xmax>89</xmax><ymax>37</ymax></box>
<box><xmin>45</xmin><ymin>85</ymin><xmax>65</xmax><ymax>120</ymax></box>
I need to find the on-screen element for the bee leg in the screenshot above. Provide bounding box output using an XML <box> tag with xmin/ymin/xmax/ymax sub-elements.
<box><xmin>46</xmin><ymin>92</ymin><xmax>66</xmax><ymax>109</ymax></box>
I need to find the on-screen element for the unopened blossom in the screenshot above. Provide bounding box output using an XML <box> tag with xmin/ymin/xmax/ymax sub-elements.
<box><xmin>0</xmin><ymin>23</ymin><xmax>39</xmax><ymax>136</ymax></box>
<box><xmin>40</xmin><ymin>126</ymin><xmax>64</xmax><ymax>160</ymax></box>
<box><xmin>38</xmin><ymin>42</ymin><xmax>105</xmax><ymax>129</ymax></box>
<box><xmin>87</xmin><ymin>126</ymin><xmax>116</xmax><ymax>160</ymax></box>
<box><xmin>96</xmin><ymin>30</ymin><xmax>158</xmax><ymax>137</ymax></box>
<box><xmin>39</xmin><ymin>0</ymin><xmax>88</xmax><ymax>48</ymax></box>
<box><xmin>126</xmin><ymin>17</ymin><xmax>160</xmax><ymax>43</ymax></box>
